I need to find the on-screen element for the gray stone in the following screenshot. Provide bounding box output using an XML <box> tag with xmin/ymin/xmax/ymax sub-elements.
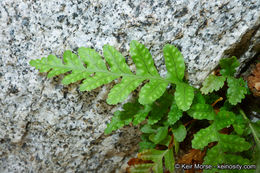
<box><xmin>0</xmin><ymin>0</ymin><xmax>259</xmax><ymax>172</ymax></box>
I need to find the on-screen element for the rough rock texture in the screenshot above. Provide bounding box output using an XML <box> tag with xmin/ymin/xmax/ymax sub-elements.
<box><xmin>0</xmin><ymin>0</ymin><xmax>259</xmax><ymax>172</ymax></box>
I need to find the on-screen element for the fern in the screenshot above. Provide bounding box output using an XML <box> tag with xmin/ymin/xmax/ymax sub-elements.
<box><xmin>104</xmin><ymin>100</ymin><xmax>153</xmax><ymax>134</ymax></box>
<box><xmin>200</xmin><ymin>56</ymin><xmax>247</xmax><ymax>105</ymax></box>
<box><xmin>219</xmin><ymin>56</ymin><xmax>240</xmax><ymax>77</ymax></box>
<box><xmin>30</xmin><ymin>41</ymin><xmax>257</xmax><ymax>173</ymax></box>
<box><xmin>30</xmin><ymin>41</ymin><xmax>194</xmax><ymax>110</ymax></box>
<box><xmin>201</xmin><ymin>75</ymin><xmax>225</xmax><ymax>94</ymax></box>
<box><xmin>129</xmin><ymin>148</ymin><xmax>175</xmax><ymax>173</ymax></box>
<box><xmin>191</xmin><ymin>109</ymin><xmax>252</xmax><ymax>173</ymax></box>
<box><xmin>226</xmin><ymin>77</ymin><xmax>247</xmax><ymax>105</ymax></box>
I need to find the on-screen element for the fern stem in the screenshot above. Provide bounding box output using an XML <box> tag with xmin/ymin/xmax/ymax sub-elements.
<box><xmin>239</xmin><ymin>108</ymin><xmax>260</xmax><ymax>145</ymax></box>
<box><xmin>44</xmin><ymin>63</ymin><xmax>173</xmax><ymax>83</ymax></box>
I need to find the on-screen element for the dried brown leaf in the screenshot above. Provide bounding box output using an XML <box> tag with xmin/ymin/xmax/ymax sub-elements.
<box><xmin>247</xmin><ymin>63</ymin><xmax>260</xmax><ymax>96</ymax></box>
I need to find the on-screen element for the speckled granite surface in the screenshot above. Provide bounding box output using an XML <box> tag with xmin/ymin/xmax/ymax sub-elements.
<box><xmin>0</xmin><ymin>0</ymin><xmax>259</xmax><ymax>172</ymax></box>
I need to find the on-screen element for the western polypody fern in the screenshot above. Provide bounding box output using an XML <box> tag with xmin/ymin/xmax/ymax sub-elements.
<box><xmin>30</xmin><ymin>40</ymin><xmax>194</xmax><ymax>111</ymax></box>
<box><xmin>201</xmin><ymin>56</ymin><xmax>247</xmax><ymax>105</ymax></box>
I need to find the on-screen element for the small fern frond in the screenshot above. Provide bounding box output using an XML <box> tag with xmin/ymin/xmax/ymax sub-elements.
<box><xmin>192</xmin><ymin>110</ymin><xmax>252</xmax><ymax>172</ymax></box>
<box><xmin>30</xmin><ymin>41</ymin><xmax>194</xmax><ymax>110</ymax></box>
<box><xmin>200</xmin><ymin>57</ymin><xmax>248</xmax><ymax>105</ymax></box>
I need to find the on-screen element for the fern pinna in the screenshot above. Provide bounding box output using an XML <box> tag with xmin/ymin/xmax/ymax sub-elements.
<box><xmin>30</xmin><ymin>40</ymin><xmax>194</xmax><ymax>111</ymax></box>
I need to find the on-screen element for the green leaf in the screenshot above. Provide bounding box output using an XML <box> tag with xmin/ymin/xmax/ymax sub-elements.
<box><xmin>78</xmin><ymin>47</ymin><xmax>107</xmax><ymax>70</ymax></box>
<box><xmin>172</xmin><ymin>124</ymin><xmax>187</xmax><ymax>142</ymax></box>
<box><xmin>204</xmin><ymin>146</ymin><xmax>251</xmax><ymax>173</ymax></box>
<box><xmin>29</xmin><ymin>54</ymin><xmax>70</xmax><ymax>77</ymax></box>
<box><xmin>103</xmin><ymin>45</ymin><xmax>132</xmax><ymax>74</ymax></box>
<box><xmin>149</xmin><ymin>126</ymin><xmax>168</xmax><ymax>144</ymax></box>
<box><xmin>192</xmin><ymin>125</ymin><xmax>218</xmax><ymax>149</ymax></box>
<box><xmin>227</xmin><ymin>77</ymin><xmax>247</xmax><ymax>105</ymax></box>
<box><xmin>158</xmin><ymin>135</ymin><xmax>172</xmax><ymax>146</ymax></box>
<box><xmin>104</xmin><ymin>101</ymin><xmax>142</xmax><ymax>134</ymax></box>
<box><xmin>107</xmin><ymin>77</ymin><xmax>143</xmax><ymax>104</ymax></box>
<box><xmin>130</xmin><ymin>40</ymin><xmax>159</xmax><ymax>76</ymax></box>
<box><xmin>191</xmin><ymin>109</ymin><xmax>251</xmax><ymax>172</ymax></box>
<box><xmin>203</xmin><ymin>135</ymin><xmax>252</xmax><ymax>173</ymax></box>
<box><xmin>141</xmin><ymin>124</ymin><xmax>157</xmax><ymax>134</ymax></box>
<box><xmin>104</xmin><ymin>111</ymin><xmax>132</xmax><ymax>134</ymax></box>
<box><xmin>219</xmin><ymin>56</ymin><xmax>240</xmax><ymax>76</ymax></box>
<box><xmin>217</xmin><ymin>134</ymin><xmax>251</xmax><ymax>152</ymax></box>
<box><xmin>164</xmin><ymin>148</ymin><xmax>175</xmax><ymax>173</ymax></box>
<box><xmin>130</xmin><ymin>41</ymin><xmax>169</xmax><ymax>105</ymax></box>
<box><xmin>233</xmin><ymin>115</ymin><xmax>246</xmax><ymax>135</ymax></box>
<box><xmin>139</xmin><ymin>80</ymin><xmax>168</xmax><ymax>105</ymax></box>
<box><xmin>62</xmin><ymin>50</ymin><xmax>91</xmax><ymax>85</ymax></box>
<box><xmin>103</xmin><ymin>45</ymin><xmax>145</xmax><ymax>104</ymax></box>
<box><xmin>251</xmin><ymin>121</ymin><xmax>260</xmax><ymax>139</ymax></box>
<box><xmin>133</xmin><ymin>105</ymin><xmax>152</xmax><ymax>125</ymax></box>
<box><xmin>201</xmin><ymin>75</ymin><xmax>225</xmax><ymax>94</ymax></box>
<box><xmin>187</xmin><ymin>103</ymin><xmax>215</xmax><ymax>120</ymax></box>
<box><xmin>192</xmin><ymin>110</ymin><xmax>236</xmax><ymax>149</ymax></box>
<box><xmin>167</xmin><ymin>101</ymin><xmax>183</xmax><ymax>125</ymax></box>
<box><xmin>79</xmin><ymin>72</ymin><xmax>118</xmax><ymax>91</ymax></box>
<box><xmin>148</xmin><ymin>92</ymin><xmax>173</xmax><ymax>125</ymax></box>
<box><xmin>174</xmin><ymin>82</ymin><xmax>194</xmax><ymax>111</ymax></box>
<box><xmin>163</xmin><ymin>44</ymin><xmax>185</xmax><ymax>83</ymax></box>
<box><xmin>139</xmin><ymin>141</ymin><xmax>156</xmax><ymax>151</ymax></box>
<box><xmin>213</xmin><ymin>110</ymin><xmax>236</xmax><ymax>130</ymax></box>
<box><xmin>77</xmin><ymin>47</ymin><xmax>119</xmax><ymax>91</ymax></box>
<box><xmin>193</xmin><ymin>90</ymin><xmax>206</xmax><ymax>104</ymax></box>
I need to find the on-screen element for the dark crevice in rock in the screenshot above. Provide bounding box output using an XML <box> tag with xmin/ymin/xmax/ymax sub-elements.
<box><xmin>239</xmin><ymin>53</ymin><xmax>260</xmax><ymax>76</ymax></box>
<box><xmin>223</xmin><ymin>24</ymin><xmax>260</xmax><ymax>59</ymax></box>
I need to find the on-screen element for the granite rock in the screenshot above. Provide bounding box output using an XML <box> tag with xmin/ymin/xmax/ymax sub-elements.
<box><xmin>0</xmin><ymin>0</ymin><xmax>259</xmax><ymax>172</ymax></box>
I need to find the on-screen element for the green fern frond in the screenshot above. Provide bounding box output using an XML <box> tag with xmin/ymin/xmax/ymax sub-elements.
<box><xmin>192</xmin><ymin>110</ymin><xmax>252</xmax><ymax>172</ymax></box>
<box><xmin>200</xmin><ymin>57</ymin><xmax>247</xmax><ymax>105</ymax></box>
<box><xmin>30</xmin><ymin>41</ymin><xmax>194</xmax><ymax>111</ymax></box>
